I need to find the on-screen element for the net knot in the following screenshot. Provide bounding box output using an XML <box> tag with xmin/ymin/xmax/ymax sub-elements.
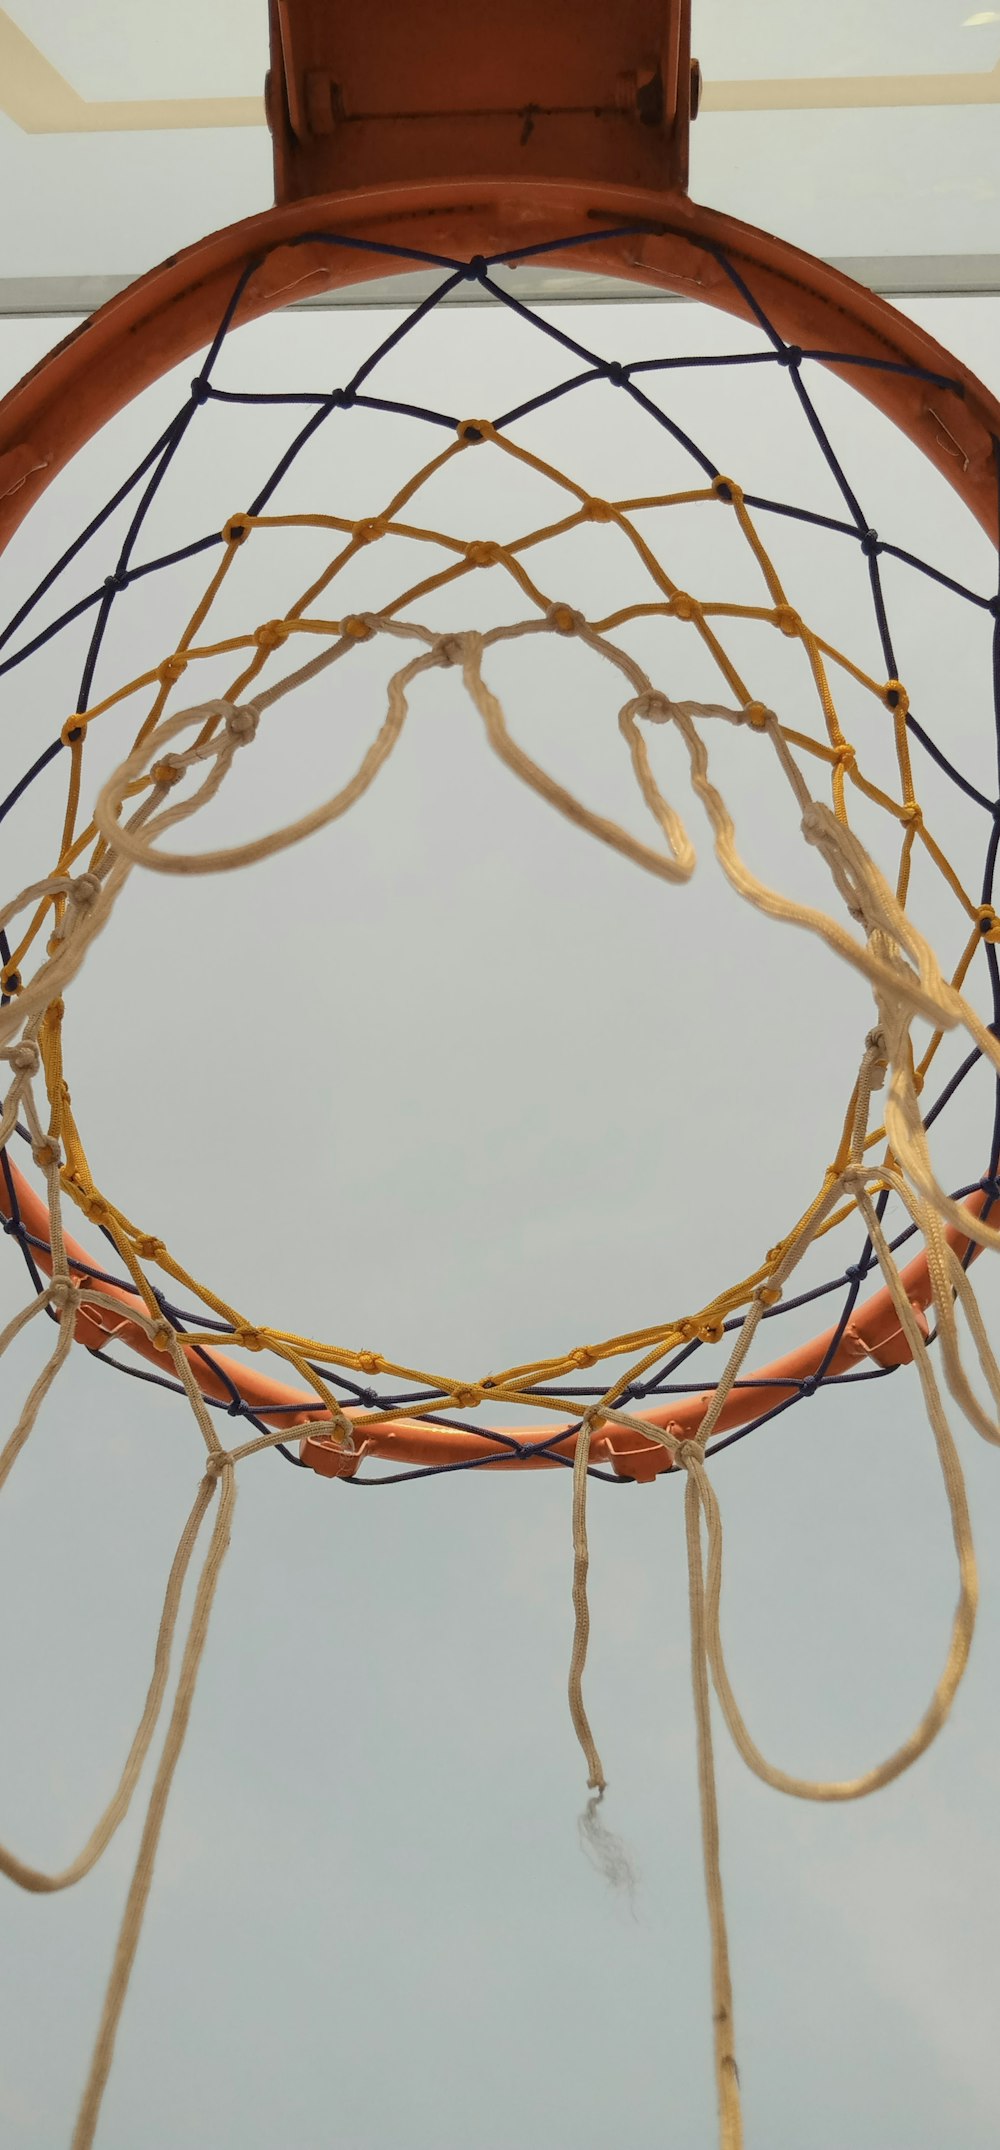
<box><xmin>355</xmin><ymin>518</ymin><xmax>388</xmax><ymax>546</ymax></box>
<box><xmin>32</xmin><ymin>1137</ymin><xmax>62</xmax><ymax>1171</ymax></box>
<box><xmin>234</xmin><ymin>1325</ymin><xmax>265</xmax><ymax>1353</ymax></box>
<box><xmin>1</xmin><ymin>969</ymin><xmax>21</xmax><ymax>996</ymax></box>
<box><xmin>833</xmin><ymin>742</ymin><xmax>857</xmax><ymax>772</ymax></box>
<box><xmin>134</xmin><ymin>1234</ymin><xmax>165</xmax><ymax>1262</ymax></box>
<box><xmin>48</xmin><ymin>1277</ymin><xmax>78</xmax><ymax>1314</ymax></box>
<box><xmin>82</xmin><ymin>1192</ymin><xmax>110</xmax><ymax>1224</ymax></box>
<box><xmin>569</xmin><ymin>1345</ymin><xmax>598</xmax><ymax>1369</ymax></box>
<box><xmin>5</xmin><ymin>1041</ymin><xmax>39</xmax><ymax>1075</ymax></box>
<box><xmin>342</xmin><ymin>614</ymin><xmax>375</xmax><ymax>642</ymax></box>
<box><xmin>68</xmin><ymin>871</ymin><xmax>101</xmax><ymax>908</ymax></box>
<box><xmin>225</xmin><ymin>701</ymin><xmax>260</xmax><ymax>744</ymax></box>
<box><xmin>253</xmin><ymin>620</ymin><xmax>290</xmax><ymax>652</ymax></box>
<box><xmin>678</xmin><ymin>1315</ymin><xmax>725</xmax><ymax>1345</ymax></box>
<box><xmin>451</xmin><ymin>1384</ymin><xmax>485</xmax><ymax>1409</ymax></box>
<box><xmin>676</xmin><ymin>1439</ymin><xmax>704</xmax><ymax>1471</ymax></box>
<box><xmin>977</xmin><ymin>905</ymin><xmax>1000</xmax><ymax>941</ymax></box>
<box><xmin>773</xmin><ymin>604</ymin><xmax>801</xmax><ymax>638</ymax></box>
<box><xmin>222</xmin><ymin>515</ymin><xmax>252</xmax><ymax>546</ymax></box>
<box><xmin>548</xmin><ymin>603</ymin><xmax>583</xmax><ymax>636</ymax></box>
<box><xmin>864</xmin><ymin>1036</ymin><xmax>889</xmax><ymax>1086</ymax></box>
<box><xmin>712</xmin><ymin>474</ymin><xmax>744</xmax><ymax>507</ymax></box>
<box><xmin>668</xmin><ymin>592</ymin><xmax>699</xmax><ymax>624</ymax></box>
<box><xmin>356</xmin><ymin>1350</ymin><xmax>382</xmax><ymax>1375</ymax></box>
<box><xmin>629</xmin><ymin>690</ymin><xmax>675</xmax><ymax>725</ymax></box>
<box><xmin>456</xmin><ymin>418</ymin><xmax>494</xmax><ymax>444</ymax></box>
<box><xmin>151</xmin><ymin>753</ymin><xmax>188</xmax><ymax>789</ymax></box>
<box><xmin>465</xmin><ymin>540</ymin><xmax>503</xmax><ymax>569</ymax></box>
<box><xmin>149</xmin><ymin>1320</ymin><xmax>175</xmax><ymax>1352</ymax></box>
<box><xmin>583</xmin><ymin>496</ymin><xmax>617</xmax><ymax>523</ymax></box>
<box><xmin>740</xmin><ymin>700</ymin><xmax>772</xmax><ymax>732</ymax></box>
<box><xmin>60</xmin><ymin>713</ymin><xmax>90</xmax><ymax>746</ymax></box>
<box><xmin>157</xmin><ymin>654</ymin><xmax>189</xmax><ymax>686</ymax></box>
<box><xmin>204</xmin><ymin>1448</ymin><xmax>234</xmax><ymax>1478</ymax></box>
<box><xmin>752</xmin><ymin>1283</ymin><xmax>782</xmax><ymax>1307</ymax></box>
<box><xmin>883</xmin><ymin>679</ymin><xmax>910</xmax><ymax>717</ymax></box>
<box><xmin>431</xmin><ymin>633</ymin><xmax>470</xmax><ymax>669</ymax></box>
<box><xmin>325</xmin><ymin>1403</ymin><xmax>357</xmax><ymax>1450</ymax></box>
<box><xmin>899</xmin><ymin>800</ymin><xmax>923</xmax><ymax>829</ymax></box>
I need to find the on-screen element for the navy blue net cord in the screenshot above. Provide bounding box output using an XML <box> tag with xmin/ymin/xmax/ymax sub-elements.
<box><xmin>0</xmin><ymin>224</ymin><xmax>996</xmax><ymax>1485</ymax></box>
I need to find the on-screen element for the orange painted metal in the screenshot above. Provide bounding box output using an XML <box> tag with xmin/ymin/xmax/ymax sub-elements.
<box><xmin>266</xmin><ymin>0</ymin><xmax>693</xmax><ymax>202</ymax></box>
<box><xmin>0</xmin><ymin>2</ymin><xmax>996</xmax><ymax>1483</ymax></box>
<box><xmin>0</xmin><ymin>1156</ymin><xmax>987</xmax><ymax>1481</ymax></box>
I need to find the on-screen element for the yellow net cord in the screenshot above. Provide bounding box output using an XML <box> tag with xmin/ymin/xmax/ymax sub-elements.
<box><xmin>1</xmin><ymin>418</ymin><xmax>1000</xmax><ymax>2147</ymax></box>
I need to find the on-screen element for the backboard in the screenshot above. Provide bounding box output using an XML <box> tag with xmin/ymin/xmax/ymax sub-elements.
<box><xmin>0</xmin><ymin>0</ymin><xmax>998</xmax><ymax>314</ymax></box>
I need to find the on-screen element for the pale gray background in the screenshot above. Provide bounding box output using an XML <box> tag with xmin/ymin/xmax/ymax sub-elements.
<box><xmin>0</xmin><ymin>7</ymin><xmax>999</xmax><ymax>2142</ymax></box>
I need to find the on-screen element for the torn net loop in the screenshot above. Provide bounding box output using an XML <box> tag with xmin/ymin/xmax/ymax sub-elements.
<box><xmin>0</xmin><ymin>223</ymin><xmax>998</xmax><ymax>2150</ymax></box>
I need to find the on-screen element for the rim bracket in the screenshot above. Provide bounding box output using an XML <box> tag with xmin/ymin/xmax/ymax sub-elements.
<box><xmin>266</xmin><ymin>0</ymin><xmax>697</xmax><ymax>205</ymax></box>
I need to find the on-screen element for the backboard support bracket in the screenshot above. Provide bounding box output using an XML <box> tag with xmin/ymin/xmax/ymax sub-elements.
<box><xmin>266</xmin><ymin>0</ymin><xmax>697</xmax><ymax>205</ymax></box>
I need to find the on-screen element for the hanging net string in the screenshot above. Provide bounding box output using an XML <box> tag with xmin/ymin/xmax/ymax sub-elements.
<box><xmin>567</xmin><ymin>1038</ymin><xmax>998</xmax><ymax>2150</ymax></box>
<box><xmin>0</xmin><ymin>1067</ymin><xmax>239</xmax><ymax>2150</ymax></box>
<box><xmin>0</xmin><ymin>229</ymin><xmax>998</xmax><ymax>2150</ymax></box>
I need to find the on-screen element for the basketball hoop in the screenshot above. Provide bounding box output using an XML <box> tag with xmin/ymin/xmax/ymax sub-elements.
<box><xmin>0</xmin><ymin>6</ymin><xmax>999</xmax><ymax>2146</ymax></box>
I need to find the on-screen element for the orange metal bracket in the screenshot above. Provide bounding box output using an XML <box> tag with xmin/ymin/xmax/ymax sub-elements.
<box><xmin>266</xmin><ymin>0</ymin><xmax>696</xmax><ymax>202</ymax></box>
